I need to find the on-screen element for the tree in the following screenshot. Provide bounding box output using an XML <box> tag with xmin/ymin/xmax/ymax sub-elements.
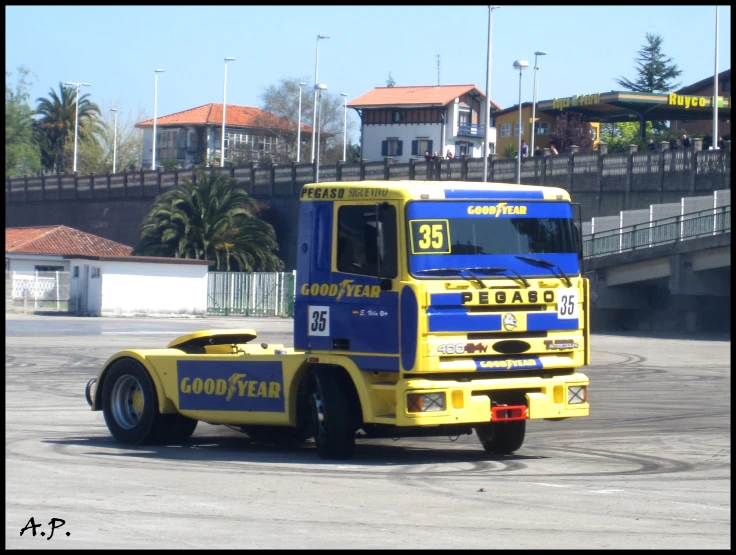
<box><xmin>346</xmin><ymin>143</ymin><xmax>361</xmax><ymax>163</ymax></box>
<box><xmin>503</xmin><ymin>143</ymin><xmax>517</xmax><ymax>160</ymax></box>
<box><xmin>134</xmin><ymin>169</ymin><xmax>284</xmax><ymax>272</ymax></box>
<box><xmin>600</xmin><ymin>121</ymin><xmax>653</xmax><ymax>153</ymax></box>
<box><xmin>549</xmin><ymin>113</ymin><xmax>594</xmax><ymax>153</ymax></box>
<box><xmin>5</xmin><ymin>66</ymin><xmax>41</xmax><ymax>177</ymax></box>
<box><xmin>386</xmin><ymin>72</ymin><xmax>396</xmax><ymax>87</ymax></box>
<box><xmin>34</xmin><ymin>82</ymin><xmax>103</xmax><ymax>173</ymax></box>
<box><xmin>95</xmin><ymin>105</ymin><xmax>147</xmax><ymax>172</ymax></box>
<box><xmin>615</xmin><ymin>33</ymin><xmax>682</xmax><ymax>93</ymax></box>
<box><xmin>260</xmin><ymin>77</ymin><xmax>355</xmax><ymax>165</ymax></box>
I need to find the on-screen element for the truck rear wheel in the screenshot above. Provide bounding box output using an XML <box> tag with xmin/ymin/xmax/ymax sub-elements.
<box><xmin>102</xmin><ymin>359</ymin><xmax>164</xmax><ymax>445</ymax></box>
<box><xmin>310</xmin><ymin>368</ymin><xmax>357</xmax><ymax>459</ymax></box>
<box><xmin>475</xmin><ymin>420</ymin><xmax>526</xmax><ymax>455</ymax></box>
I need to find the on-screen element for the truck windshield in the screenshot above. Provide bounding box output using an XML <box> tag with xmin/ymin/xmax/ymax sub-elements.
<box><xmin>407</xmin><ymin>200</ymin><xmax>579</xmax><ymax>279</ymax></box>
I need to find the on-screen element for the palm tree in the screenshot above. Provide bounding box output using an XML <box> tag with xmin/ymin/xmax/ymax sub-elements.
<box><xmin>134</xmin><ymin>169</ymin><xmax>284</xmax><ymax>272</ymax></box>
<box><xmin>34</xmin><ymin>82</ymin><xmax>103</xmax><ymax>172</ymax></box>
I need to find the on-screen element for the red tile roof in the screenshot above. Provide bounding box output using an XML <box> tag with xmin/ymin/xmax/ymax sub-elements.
<box><xmin>6</xmin><ymin>226</ymin><xmax>133</xmax><ymax>257</ymax></box>
<box><xmin>347</xmin><ymin>84</ymin><xmax>501</xmax><ymax>110</ymax></box>
<box><xmin>136</xmin><ymin>103</ymin><xmax>312</xmax><ymax>133</ymax></box>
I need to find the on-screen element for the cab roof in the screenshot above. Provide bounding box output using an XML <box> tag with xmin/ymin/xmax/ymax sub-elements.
<box><xmin>300</xmin><ymin>181</ymin><xmax>571</xmax><ymax>202</ymax></box>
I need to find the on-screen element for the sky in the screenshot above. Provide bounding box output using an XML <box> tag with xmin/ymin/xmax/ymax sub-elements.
<box><xmin>5</xmin><ymin>5</ymin><xmax>731</xmax><ymax>142</ymax></box>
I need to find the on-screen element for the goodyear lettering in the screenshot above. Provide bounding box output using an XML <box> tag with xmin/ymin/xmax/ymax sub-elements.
<box><xmin>300</xmin><ymin>279</ymin><xmax>381</xmax><ymax>300</ymax></box>
<box><xmin>179</xmin><ymin>373</ymin><xmax>282</xmax><ymax>401</ymax></box>
<box><xmin>300</xmin><ymin>186</ymin><xmax>345</xmax><ymax>199</ymax></box>
<box><xmin>668</xmin><ymin>93</ymin><xmax>708</xmax><ymax>109</ymax></box>
<box><xmin>479</xmin><ymin>358</ymin><xmax>539</xmax><ymax>370</ymax></box>
<box><xmin>347</xmin><ymin>188</ymin><xmax>389</xmax><ymax>198</ymax></box>
<box><xmin>467</xmin><ymin>202</ymin><xmax>528</xmax><ymax>217</ymax></box>
<box><xmin>462</xmin><ymin>290</ymin><xmax>554</xmax><ymax>305</ymax></box>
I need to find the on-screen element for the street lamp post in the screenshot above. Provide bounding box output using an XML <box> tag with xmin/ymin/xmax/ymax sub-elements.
<box><xmin>340</xmin><ymin>92</ymin><xmax>348</xmax><ymax>162</ymax></box>
<box><xmin>221</xmin><ymin>57</ymin><xmax>235</xmax><ymax>167</ymax></box>
<box><xmin>713</xmin><ymin>6</ymin><xmax>719</xmax><ymax>148</ymax></box>
<box><xmin>64</xmin><ymin>81</ymin><xmax>90</xmax><ymax>173</ymax></box>
<box><xmin>314</xmin><ymin>84</ymin><xmax>328</xmax><ymax>183</ymax></box>
<box><xmin>297</xmin><ymin>81</ymin><xmax>307</xmax><ymax>162</ymax></box>
<box><xmin>512</xmin><ymin>60</ymin><xmax>529</xmax><ymax>184</ymax></box>
<box><xmin>530</xmin><ymin>51</ymin><xmax>547</xmax><ymax>157</ymax></box>
<box><xmin>311</xmin><ymin>34</ymin><xmax>330</xmax><ymax>163</ymax></box>
<box><xmin>151</xmin><ymin>69</ymin><xmax>165</xmax><ymax>171</ymax></box>
<box><xmin>483</xmin><ymin>6</ymin><xmax>500</xmax><ymax>182</ymax></box>
<box><xmin>111</xmin><ymin>108</ymin><xmax>118</xmax><ymax>174</ymax></box>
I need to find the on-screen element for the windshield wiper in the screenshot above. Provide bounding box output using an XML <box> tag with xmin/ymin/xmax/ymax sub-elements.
<box><xmin>515</xmin><ymin>255</ymin><xmax>572</xmax><ymax>287</ymax></box>
<box><xmin>467</xmin><ymin>267</ymin><xmax>530</xmax><ymax>288</ymax></box>
<box><xmin>414</xmin><ymin>267</ymin><xmax>487</xmax><ymax>289</ymax></box>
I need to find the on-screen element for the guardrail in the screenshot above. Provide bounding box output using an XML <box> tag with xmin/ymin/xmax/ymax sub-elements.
<box><xmin>583</xmin><ymin>206</ymin><xmax>731</xmax><ymax>258</ymax></box>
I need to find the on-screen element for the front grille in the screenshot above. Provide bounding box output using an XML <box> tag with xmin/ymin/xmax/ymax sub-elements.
<box><xmin>466</xmin><ymin>304</ymin><xmax>548</xmax><ymax>313</ymax></box>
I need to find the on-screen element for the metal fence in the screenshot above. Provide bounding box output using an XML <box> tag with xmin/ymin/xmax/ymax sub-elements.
<box><xmin>5</xmin><ymin>271</ymin><xmax>71</xmax><ymax>312</ymax></box>
<box><xmin>207</xmin><ymin>271</ymin><xmax>296</xmax><ymax>317</ymax></box>
<box><xmin>583</xmin><ymin>206</ymin><xmax>731</xmax><ymax>258</ymax></box>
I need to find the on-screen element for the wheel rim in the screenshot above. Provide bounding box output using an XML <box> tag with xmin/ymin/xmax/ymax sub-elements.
<box><xmin>311</xmin><ymin>391</ymin><xmax>326</xmax><ymax>446</ymax></box>
<box><xmin>111</xmin><ymin>375</ymin><xmax>145</xmax><ymax>430</ymax></box>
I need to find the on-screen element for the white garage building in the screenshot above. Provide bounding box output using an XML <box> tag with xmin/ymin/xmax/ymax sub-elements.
<box><xmin>6</xmin><ymin>225</ymin><xmax>213</xmax><ymax>317</ymax></box>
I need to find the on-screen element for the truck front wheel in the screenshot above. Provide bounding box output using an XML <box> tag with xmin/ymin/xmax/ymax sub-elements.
<box><xmin>102</xmin><ymin>359</ymin><xmax>163</xmax><ymax>445</ymax></box>
<box><xmin>475</xmin><ymin>420</ymin><xmax>526</xmax><ymax>455</ymax></box>
<box><xmin>310</xmin><ymin>368</ymin><xmax>357</xmax><ymax>459</ymax></box>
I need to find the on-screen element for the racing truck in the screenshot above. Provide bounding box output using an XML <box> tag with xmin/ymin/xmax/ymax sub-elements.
<box><xmin>86</xmin><ymin>180</ymin><xmax>590</xmax><ymax>459</ymax></box>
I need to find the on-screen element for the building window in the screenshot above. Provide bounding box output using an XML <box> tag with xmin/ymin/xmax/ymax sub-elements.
<box><xmin>34</xmin><ymin>265</ymin><xmax>64</xmax><ymax>273</ymax></box>
<box><xmin>458</xmin><ymin>108</ymin><xmax>471</xmax><ymax>126</ymax></box>
<box><xmin>412</xmin><ymin>138</ymin><xmax>433</xmax><ymax>156</ymax></box>
<box><xmin>534</xmin><ymin>122</ymin><xmax>549</xmax><ymax>135</ymax></box>
<box><xmin>500</xmin><ymin>123</ymin><xmax>511</xmax><ymax>138</ymax></box>
<box><xmin>513</xmin><ymin>122</ymin><xmax>524</xmax><ymax>136</ymax></box>
<box><xmin>381</xmin><ymin>139</ymin><xmax>403</xmax><ymax>157</ymax></box>
<box><xmin>73</xmin><ymin>266</ymin><xmax>79</xmax><ymax>278</ymax></box>
<box><xmin>392</xmin><ymin>110</ymin><xmax>402</xmax><ymax>123</ymax></box>
<box><xmin>455</xmin><ymin>141</ymin><xmax>471</xmax><ymax>156</ymax></box>
<box><xmin>91</xmin><ymin>267</ymin><xmax>101</xmax><ymax>278</ymax></box>
<box><xmin>336</xmin><ymin>205</ymin><xmax>397</xmax><ymax>278</ymax></box>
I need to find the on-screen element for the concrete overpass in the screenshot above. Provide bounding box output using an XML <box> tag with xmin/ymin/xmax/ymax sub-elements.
<box><xmin>582</xmin><ymin>198</ymin><xmax>731</xmax><ymax>333</ymax></box>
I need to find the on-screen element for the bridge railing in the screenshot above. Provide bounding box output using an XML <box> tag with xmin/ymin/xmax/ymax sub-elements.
<box><xmin>583</xmin><ymin>206</ymin><xmax>731</xmax><ymax>258</ymax></box>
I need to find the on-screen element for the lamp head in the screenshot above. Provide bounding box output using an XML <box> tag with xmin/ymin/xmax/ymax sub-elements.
<box><xmin>340</xmin><ymin>93</ymin><xmax>347</xmax><ymax>97</ymax></box>
<box><xmin>299</xmin><ymin>81</ymin><xmax>307</xmax><ymax>86</ymax></box>
<box><xmin>318</xmin><ymin>34</ymin><xmax>330</xmax><ymax>39</ymax></box>
<box><xmin>513</xmin><ymin>60</ymin><xmax>529</xmax><ymax>70</ymax></box>
<box><xmin>225</xmin><ymin>57</ymin><xmax>235</xmax><ymax>62</ymax></box>
<box><xmin>155</xmin><ymin>69</ymin><xmax>165</xmax><ymax>73</ymax></box>
<box><xmin>111</xmin><ymin>108</ymin><xmax>117</xmax><ymax>112</ymax></box>
<box><xmin>534</xmin><ymin>51</ymin><xmax>547</xmax><ymax>56</ymax></box>
<box><xmin>314</xmin><ymin>83</ymin><xmax>328</xmax><ymax>91</ymax></box>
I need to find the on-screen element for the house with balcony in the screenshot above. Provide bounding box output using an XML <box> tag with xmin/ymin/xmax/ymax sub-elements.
<box><xmin>135</xmin><ymin>103</ymin><xmax>312</xmax><ymax>169</ymax></box>
<box><xmin>347</xmin><ymin>85</ymin><xmax>501</xmax><ymax>162</ymax></box>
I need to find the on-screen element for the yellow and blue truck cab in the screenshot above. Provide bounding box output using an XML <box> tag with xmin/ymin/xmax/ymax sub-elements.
<box><xmin>87</xmin><ymin>180</ymin><xmax>590</xmax><ymax>460</ymax></box>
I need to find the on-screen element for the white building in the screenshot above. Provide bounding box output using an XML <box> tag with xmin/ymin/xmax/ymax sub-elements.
<box><xmin>6</xmin><ymin>225</ymin><xmax>212</xmax><ymax>317</ymax></box>
<box><xmin>347</xmin><ymin>84</ymin><xmax>501</xmax><ymax>163</ymax></box>
<box><xmin>136</xmin><ymin>103</ymin><xmax>312</xmax><ymax>169</ymax></box>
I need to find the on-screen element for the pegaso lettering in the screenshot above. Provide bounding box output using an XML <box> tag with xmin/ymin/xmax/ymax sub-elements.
<box><xmin>479</xmin><ymin>358</ymin><xmax>538</xmax><ymax>370</ymax></box>
<box><xmin>300</xmin><ymin>279</ymin><xmax>381</xmax><ymax>300</ymax></box>
<box><xmin>179</xmin><ymin>373</ymin><xmax>282</xmax><ymax>400</ymax></box>
<box><xmin>300</xmin><ymin>186</ymin><xmax>345</xmax><ymax>200</ymax></box>
<box><xmin>461</xmin><ymin>290</ymin><xmax>555</xmax><ymax>304</ymax></box>
<box><xmin>467</xmin><ymin>202</ymin><xmax>527</xmax><ymax>217</ymax></box>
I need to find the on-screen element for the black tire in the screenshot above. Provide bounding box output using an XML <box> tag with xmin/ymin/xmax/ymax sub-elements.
<box><xmin>159</xmin><ymin>413</ymin><xmax>198</xmax><ymax>444</ymax></box>
<box><xmin>101</xmin><ymin>359</ymin><xmax>164</xmax><ymax>445</ymax></box>
<box><xmin>475</xmin><ymin>420</ymin><xmax>526</xmax><ymax>455</ymax></box>
<box><xmin>310</xmin><ymin>367</ymin><xmax>357</xmax><ymax>460</ymax></box>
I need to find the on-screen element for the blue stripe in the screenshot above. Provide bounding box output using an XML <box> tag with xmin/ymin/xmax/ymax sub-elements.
<box><xmin>408</xmin><ymin>201</ymin><xmax>570</xmax><ymax>219</ymax></box>
<box><xmin>527</xmin><ymin>313</ymin><xmax>579</xmax><ymax>331</ymax></box>
<box><xmin>430</xmin><ymin>293</ymin><xmax>465</xmax><ymax>307</ymax></box>
<box><xmin>427</xmin><ymin>308</ymin><xmax>502</xmax><ymax>332</ymax></box>
<box><xmin>400</xmin><ymin>286</ymin><xmax>418</xmax><ymax>371</ymax></box>
<box><xmin>350</xmin><ymin>355</ymin><xmax>400</xmax><ymax>372</ymax></box>
<box><xmin>411</xmin><ymin>253</ymin><xmax>580</xmax><ymax>277</ymax></box>
<box><xmin>443</xmin><ymin>189</ymin><xmax>545</xmax><ymax>200</ymax></box>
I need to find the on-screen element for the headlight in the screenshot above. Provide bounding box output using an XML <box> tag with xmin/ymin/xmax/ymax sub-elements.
<box><xmin>407</xmin><ymin>392</ymin><xmax>446</xmax><ymax>412</ymax></box>
<box><xmin>568</xmin><ymin>386</ymin><xmax>587</xmax><ymax>404</ymax></box>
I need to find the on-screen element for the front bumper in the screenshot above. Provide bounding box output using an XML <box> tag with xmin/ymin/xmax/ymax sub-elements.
<box><xmin>393</xmin><ymin>372</ymin><xmax>589</xmax><ymax>427</ymax></box>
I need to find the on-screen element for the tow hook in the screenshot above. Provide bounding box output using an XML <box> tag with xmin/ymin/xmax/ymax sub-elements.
<box><xmin>85</xmin><ymin>378</ymin><xmax>97</xmax><ymax>408</ymax></box>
